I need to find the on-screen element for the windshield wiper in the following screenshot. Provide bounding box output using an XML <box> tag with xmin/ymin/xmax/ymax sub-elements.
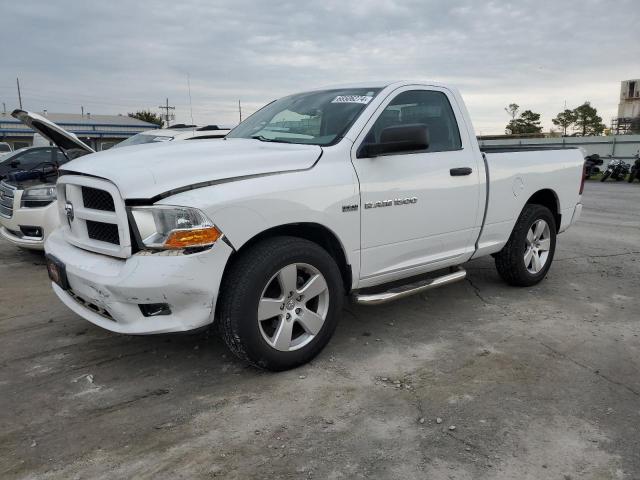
<box><xmin>250</xmin><ymin>135</ymin><xmax>292</xmax><ymax>144</ymax></box>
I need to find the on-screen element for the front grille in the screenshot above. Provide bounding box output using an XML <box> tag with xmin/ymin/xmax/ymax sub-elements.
<box><xmin>82</xmin><ymin>186</ymin><xmax>115</xmax><ymax>211</ymax></box>
<box><xmin>58</xmin><ymin>176</ymin><xmax>131</xmax><ymax>258</ymax></box>
<box><xmin>86</xmin><ymin>220</ymin><xmax>120</xmax><ymax>245</ymax></box>
<box><xmin>0</xmin><ymin>181</ymin><xmax>16</xmax><ymax>219</ymax></box>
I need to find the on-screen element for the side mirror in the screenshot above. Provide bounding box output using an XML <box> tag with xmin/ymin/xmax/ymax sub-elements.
<box><xmin>359</xmin><ymin>124</ymin><xmax>429</xmax><ymax>158</ymax></box>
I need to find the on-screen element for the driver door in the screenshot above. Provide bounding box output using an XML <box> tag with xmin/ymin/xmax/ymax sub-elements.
<box><xmin>351</xmin><ymin>86</ymin><xmax>481</xmax><ymax>284</ymax></box>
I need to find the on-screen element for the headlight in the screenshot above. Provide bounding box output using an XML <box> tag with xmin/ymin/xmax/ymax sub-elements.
<box><xmin>130</xmin><ymin>206</ymin><xmax>222</xmax><ymax>250</ymax></box>
<box><xmin>21</xmin><ymin>184</ymin><xmax>57</xmax><ymax>208</ymax></box>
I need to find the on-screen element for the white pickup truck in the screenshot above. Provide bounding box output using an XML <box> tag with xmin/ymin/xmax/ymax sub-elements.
<box><xmin>33</xmin><ymin>81</ymin><xmax>583</xmax><ymax>371</ymax></box>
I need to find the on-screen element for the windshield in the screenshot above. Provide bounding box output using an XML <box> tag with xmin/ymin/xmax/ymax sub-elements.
<box><xmin>227</xmin><ymin>88</ymin><xmax>382</xmax><ymax>146</ymax></box>
<box><xmin>113</xmin><ymin>133</ymin><xmax>173</xmax><ymax>149</ymax></box>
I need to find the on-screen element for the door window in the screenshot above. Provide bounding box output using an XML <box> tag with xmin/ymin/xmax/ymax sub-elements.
<box><xmin>363</xmin><ymin>90</ymin><xmax>462</xmax><ymax>152</ymax></box>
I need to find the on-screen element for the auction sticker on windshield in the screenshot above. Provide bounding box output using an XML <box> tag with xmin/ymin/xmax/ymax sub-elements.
<box><xmin>332</xmin><ymin>95</ymin><xmax>373</xmax><ymax>104</ymax></box>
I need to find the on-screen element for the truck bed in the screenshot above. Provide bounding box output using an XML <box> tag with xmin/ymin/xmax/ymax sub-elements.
<box><xmin>472</xmin><ymin>147</ymin><xmax>584</xmax><ymax>259</ymax></box>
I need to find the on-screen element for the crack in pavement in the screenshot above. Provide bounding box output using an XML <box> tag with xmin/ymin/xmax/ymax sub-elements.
<box><xmin>540</xmin><ymin>342</ymin><xmax>640</xmax><ymax>398</ymax></box>
<box><xmin>404</xmin><ymin>378</ymin><xmax>440</xmax><ymax>473</ymax></box>
<box><xmin>406</xmin><ymin>375</ymin><xmax>495</xmax><ymax>467</ymax></box>
<box><xmin>465</xmin><ymin>277</ymin><xmax>493</xmax><ymax>305</ymax></box>
<box><xmin>445</xmin><ymin>432</ymin><xmax>493</xmax><ymax>460</ymax></box>
<box><xmin>86</xmin><ymin>388</ymin><xmax>171</xmax><ymax>416</ymax></box>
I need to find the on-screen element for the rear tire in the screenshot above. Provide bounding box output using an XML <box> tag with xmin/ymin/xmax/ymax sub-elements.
<box><xmin>495</xmin><ymin>204</ymin><xmax>557</xmax><ymax>287</ymax></box>
<box><xmin>217</xmin><ymin>236</ymin><xmax>344</xmax><ymax>371</ymax></box>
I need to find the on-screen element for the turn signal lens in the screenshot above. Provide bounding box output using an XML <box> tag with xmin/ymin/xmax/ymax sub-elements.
<box><xmin>164</xmin><ymin>226</ymin><xmax>222</xmax><ymax>249</ymax></box>
<box><xmin>130</xmin><ymin>206</ymin><xmax>222</xmax><ymax>250</ymax></box>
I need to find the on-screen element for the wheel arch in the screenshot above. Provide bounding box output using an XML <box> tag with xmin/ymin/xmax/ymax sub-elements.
<box><xmin>525</xmin><ymin>189</ymin><xmax>561</xmax><ymax>229</ymax></box>
<box><xmin>222</xmin><ymin>222</ymin><xmax>352</xmax><ymax>295</ymax></box>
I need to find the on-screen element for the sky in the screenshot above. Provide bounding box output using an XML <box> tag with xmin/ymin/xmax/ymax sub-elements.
<box><xmin>0</xmin><ymin>0</ymin><xmax>637</xmax><ymax>134</ymax></box>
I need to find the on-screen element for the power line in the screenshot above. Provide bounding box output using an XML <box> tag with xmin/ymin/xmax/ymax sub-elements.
<box><xmin>5</xmin><ymin>92</ymin><xmax>149</xmax><ymax>109</ymax></box>
<box><xmin>1</xmin><ymin>84</ymin><xmax>169</xmax><ymax>108</ymax></box>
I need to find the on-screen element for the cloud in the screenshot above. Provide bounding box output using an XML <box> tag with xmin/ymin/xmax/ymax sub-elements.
<box><xmin>1</xmin><ymin>0</ymin><xmax>637</xmax><ymax>133</ymax></box>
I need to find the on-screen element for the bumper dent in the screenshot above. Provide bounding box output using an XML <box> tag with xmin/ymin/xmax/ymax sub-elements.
<box><xmin>45</xmin><ymin>229</ymin><xmax>233</xmax><ymax>334</ymax></box>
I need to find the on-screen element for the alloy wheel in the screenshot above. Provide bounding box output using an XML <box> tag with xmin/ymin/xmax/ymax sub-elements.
<box><xmin>257</xmin><ymin>263</ymin><xmax>330</xmax><ymax>352</ymax></box>
<box><xmin>524</xmin><ymin>219</ymin><xmax>551</xmax><ymax>274</ymax></box>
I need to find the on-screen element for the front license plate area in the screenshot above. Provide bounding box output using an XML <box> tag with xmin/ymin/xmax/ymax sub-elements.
<box><xmin>46</xmin><ymin>254</ymin><xmax>70</xmax><ymax>290</ymax></box>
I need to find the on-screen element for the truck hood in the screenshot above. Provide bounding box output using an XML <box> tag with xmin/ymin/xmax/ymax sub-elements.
<box><xmin>61</xmin><ymin>138</ymin><xmax>322</xmax><ymax>199</ymax></box>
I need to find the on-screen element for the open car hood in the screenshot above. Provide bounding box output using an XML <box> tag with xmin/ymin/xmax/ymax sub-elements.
<box><xmin>11</xmin><ymin>109</ymin><xmax>95</xmax><ymax>159</ymax></box>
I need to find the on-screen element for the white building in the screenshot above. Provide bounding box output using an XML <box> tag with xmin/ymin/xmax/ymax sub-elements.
<box><xmin>612</xmin><ymin>79</ymin><xmax>640</xmax><ymax>134</ymax></box>
<box><xmin>618</xmin><ymin>79</ymin><xmax>640</xmax><ymax>118</ymax></box>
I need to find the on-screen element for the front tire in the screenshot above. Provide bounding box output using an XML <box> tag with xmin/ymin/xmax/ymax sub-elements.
<box><xmin>218</xmin><ymin>236</ymin><xmax>344</xmax><ymax>371</ymax></box>
<box><xmin>601</xmin><ymin>171</ymin><xmax>610</xmax><ymax>182</ymax></box>
<box><xmin>495</xmin><ymin>204</ymin><xmax>557</xmax><ymax>287</ymax></box>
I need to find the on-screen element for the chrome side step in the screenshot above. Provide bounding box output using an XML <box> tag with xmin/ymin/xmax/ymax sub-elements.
<box><xmin>353</xmin><ymin>267</ymin><xmax>467</xmax><ymax>305</ymax></box>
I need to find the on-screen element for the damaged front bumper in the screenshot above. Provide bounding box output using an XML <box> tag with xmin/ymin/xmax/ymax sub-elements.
<box><xmin>45</xmin><ymin>228</ymin><xmax>233</xmax><ymax>334</ymax></box>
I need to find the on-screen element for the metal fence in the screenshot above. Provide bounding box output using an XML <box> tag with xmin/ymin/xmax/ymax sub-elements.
<box><xmin>478</xmin><ymin>135</ymin><xmax>640</xmax><ymax>161</ymax></box>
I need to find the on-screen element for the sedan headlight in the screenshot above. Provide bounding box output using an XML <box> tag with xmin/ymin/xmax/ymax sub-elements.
<box><xmin>130</xmin><ymin>206</ymin><xmax>222</xmax><ymax>250</ymax></box>
<box><xmin>21</xmin><ymin>184</ymin><xmax>57</xmax><ymax>208</ymax></box>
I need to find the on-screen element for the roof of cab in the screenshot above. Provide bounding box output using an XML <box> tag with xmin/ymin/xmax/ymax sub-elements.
<box><xmin>309</xmin><ymin>80</ymin><xmax>451</xmax><ymax>91</ymax></box>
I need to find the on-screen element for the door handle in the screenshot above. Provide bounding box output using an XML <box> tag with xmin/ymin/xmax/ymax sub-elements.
<box><xmin>450</xmin><ymin>167</ymin><xmax>472</xmax><ymax>176</ymax></box>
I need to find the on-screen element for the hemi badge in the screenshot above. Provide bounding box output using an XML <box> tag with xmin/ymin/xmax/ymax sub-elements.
<box><xmin>342</xmin><ymin>204</ymin><xmax>358</xmax><ymax>212</ymax></box>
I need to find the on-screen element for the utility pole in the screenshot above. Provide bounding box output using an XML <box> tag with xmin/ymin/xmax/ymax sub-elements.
<box><xmin>81</xmin><ymin>105</ymin><xmax>84</xmax><ymax>117</ymax></box>
<box><xmin>238</xmin><ymin>99</ymin><xmax>242</xmax><ymax>124</ymax></box>
<box><xmin>16</xmin><ymin>77</ymin><xmax>22</xmax><ymax>109</ymax></box>
<box><xmin>2</xmin><ymin>102</ymin><xmax>6</xmax><ymax>115</ymax></box>
<box><xmin>158</xmin><ymin>98</ymin><xmax>175</xmax><ymax>127</ymax></box>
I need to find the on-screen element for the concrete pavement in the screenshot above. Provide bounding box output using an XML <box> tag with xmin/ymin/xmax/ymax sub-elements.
<box><xmin>1</xmin><ymin>180</ymin><xmax>639</xmax><ymax>479</ymax></box>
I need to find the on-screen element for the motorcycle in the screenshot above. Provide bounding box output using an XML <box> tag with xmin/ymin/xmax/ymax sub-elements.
<box><xmin>627</xmin><ymin>152</ymin><xmax>640</xmax><ymax>183</ymax></box>
<box><xmin>584</xmin><ymin>154</ymin><xmax>603</xmax><ymax>179</ymax></box>
<box><xmin>601</xmin><ymin>159</ymin><xmax>630</xmax><ymax>182</ymax></box>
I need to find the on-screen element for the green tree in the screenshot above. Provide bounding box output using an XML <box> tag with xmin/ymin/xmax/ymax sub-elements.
<box><xmin>505</xmin><ymin>103</ymin><xmax>519</xmax><ymax>121</ymax></box>
<box><xmin>552</xmin><ymin>109</ymin><xmax>577</xmax><ymax>136</ymax></box>
<box><xmin>506</xmin><ymin>109</ymin><xmax>543</xmax><ymax>135</ymax></box>
<box><xmin>573</xmin><ymin>102</ymin><xmax>605</xmax><ymax>136</ymax></box>
<box><xmin>128</xmin><ymin>110</ymin><xmax>163</xmax><ymax>126</ymax></box>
